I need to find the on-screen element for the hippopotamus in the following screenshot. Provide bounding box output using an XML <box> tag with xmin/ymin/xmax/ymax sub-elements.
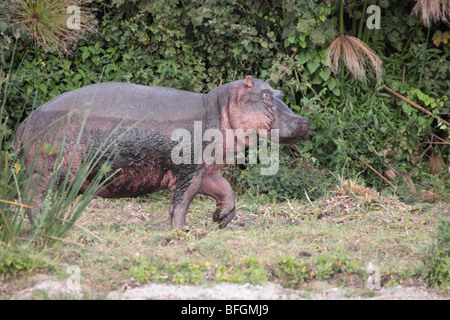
<box><xmin>14</xmin><ymin>76</ymin><xmax>309</xmax><ymax>229</ymax></box>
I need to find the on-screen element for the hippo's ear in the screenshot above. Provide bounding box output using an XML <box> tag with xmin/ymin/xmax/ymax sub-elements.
<box><xmin>265</xmin><ymin>79</ymin><xmax>271</xmax><ymax>85</ymax></box>
<box><xmin>244</xmin><ymin>75</ymin><xmax>253</xmax><ymax>88</ymax></box>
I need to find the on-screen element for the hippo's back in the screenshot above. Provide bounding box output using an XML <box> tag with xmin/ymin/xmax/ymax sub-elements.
<box><xmin>37</xmin><ymin>82</ymin><xmax>205</xmax><ymax>123</ymax></box>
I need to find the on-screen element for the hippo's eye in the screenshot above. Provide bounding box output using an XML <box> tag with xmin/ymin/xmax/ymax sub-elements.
<box><xmin>261</xmin><ymin>90</ymin><xmax>273</xmax><ymax>105</ymax></box>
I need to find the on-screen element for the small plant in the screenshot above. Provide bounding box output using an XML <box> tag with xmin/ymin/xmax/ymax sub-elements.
<box><xmin>131</xmin><ymin>257</ymin><xmax>158</xmax><ymax>284</ymax></box>
<box><xmin>215</xmin><ymin>266</ymin><xmax>246</xmax><ymax>284</ymax></box>
<box><xmin>215</xmin><ymin>258</ymin><xmax>268</xmax><ymax>285</ymax></box>
<box><xmin>0</xmin><ymin>71</ymin><xmax>33</xmax><ymax>244</ymax></box>
<box><xmin>0</xmin><ymin>151</ymin><xmax>30</xmax><ymax>244</ymax></box>
<box><xmin>276</xmin><ymin>256</ymin><xmax>311</xmax><ymax>288</ymax></box>
<box><xmin>242</xmin><ymin>258</ymin><xmax>268</xmax><ymax>285</ymax></box>
<box><xmin>167</xmin><ymin>227</ymin><xmax>208</xmax><ymax>244</ymax></box>
<box><xmin>131</xmin><ymin>257</ymin><xmax>203</xmax><ymax>285</ymax></box>
<box><xmin>315</xmin><ymin>253</ymin><xmax>349</xmax><ymax>279</ymax></box>
<box><xmin>172</xmin><ymin>260</ymin><xmax>202</xmax><ymax>285</ymax></box>
<box><xmin>275</xmin><ymin>253</ymin><xmax>358</xmax><ymax>288</ymax></box>
<box><xmin>333</xmin><ymin>174</ymin><xmax>379</xmax><ymax>205</ymax></box>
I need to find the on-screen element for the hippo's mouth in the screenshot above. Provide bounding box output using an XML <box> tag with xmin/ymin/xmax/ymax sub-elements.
<box><xmin>278</xmin><ymin>135</ymin><xmax>307</xmax><ymax>145</ymax></box>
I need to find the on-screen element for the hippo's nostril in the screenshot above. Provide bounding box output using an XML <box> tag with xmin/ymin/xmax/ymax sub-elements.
<box><xmin>297</xmin><ymin>116</ymin><xmax>308</xmax><ymax>125</ymax></box>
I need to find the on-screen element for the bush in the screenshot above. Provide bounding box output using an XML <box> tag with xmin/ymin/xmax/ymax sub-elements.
<box><xmin>240</xmin><ymin>154</ymin><xmax>336</xmax><ymax>201</ymax></box>
<box><xmin>0</xmin><ymin>245</ymin><xmax>50</xmax><ymax>280</ymax></box>
<box><xmin>422</xmin><ymin>217</ymin><xmax>450</xmax><ymax>292</ymax></box>
<box><xmin>276</xmin><ymin>256</ymin><xmax>310</xmax><ymax>288</ymax></box>
<box><xmin>131</xmin><ymin>257</ymin><xmax>203</xmax><ymax>285</ymax></box>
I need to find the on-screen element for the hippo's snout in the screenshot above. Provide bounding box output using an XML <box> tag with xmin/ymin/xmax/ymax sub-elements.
<box><xmin>278</xmin><ymin>115</ymin><xmax>309</xmax><ymax>145</ymax></box>
<box><xmin>299</xmin><ymin>116</ymin><xmax>309</xmax><ymax>136</ymax></box>
<box><xmin>298</xmin><ymin>116</ymin><xmax>309</xmax><ymax>129</ymax></box>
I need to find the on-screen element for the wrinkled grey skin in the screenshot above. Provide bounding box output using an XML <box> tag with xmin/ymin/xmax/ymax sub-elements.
<box><xmin>14</xmin><ymin>76</ymin><xmax>309</xmax><ymax>229</ymax></box>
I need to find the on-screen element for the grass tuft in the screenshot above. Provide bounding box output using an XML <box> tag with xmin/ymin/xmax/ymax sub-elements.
<box><xmin>411</xmin><ymin>0</ymin><xmax>450</xmax><ymax>26</ymax></box>
<box><xmin>326</xmin><ymin>35</ymin><xmax>383</xmax><ymax>84</ymax></box>
<box><xmin>9</xmin><ymin>0</ymin><xmax>96</xmax><ymax>54</ymax></box>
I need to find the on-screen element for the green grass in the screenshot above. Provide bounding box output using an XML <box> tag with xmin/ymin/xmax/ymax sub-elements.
<box><xmin>2</xmin><ymin>189</ymin><xmax>447</xmax><ymax>299</ymax></box>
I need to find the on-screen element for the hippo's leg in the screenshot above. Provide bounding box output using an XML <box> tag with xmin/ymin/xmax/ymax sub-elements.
<box><xmin>199</xmin><ymin>173</ymin><xmax>236</xmax><ymax>228</ymax></box>
<box><xmin>169</xmin><ymin>173</ymin><xmax>203</xmax><ymax>229</ymax></box>
<box><xmin>25</xmin><ymin>172</ymin><xmax>50</xmax><ymax>220</ymax></box>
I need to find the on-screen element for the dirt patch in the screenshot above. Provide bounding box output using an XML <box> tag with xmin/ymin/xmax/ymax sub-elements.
<box><xmin>107</xmin><ymin>281</ymin><xmax>446</xmax><ymax>300</ymax></box>
<box><xmin>9</xmin><ymin>278</ymin><xmax>446</xmax><ymax>300</ymax></box>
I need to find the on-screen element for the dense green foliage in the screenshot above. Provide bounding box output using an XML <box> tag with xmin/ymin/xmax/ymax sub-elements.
<box><xmin>0</xmin><ymin>0</ymin><xmax>449</xmax><ymax>196</ymax></box>
<box><xmin>240</xmin><ymin>155</ymin><xmax>336</xmax><ymax>201</ymax></box>
<box><xmin>422</xmin><ymin>217</ymin><xmax>450</xmax><ymax>292</ymax></box>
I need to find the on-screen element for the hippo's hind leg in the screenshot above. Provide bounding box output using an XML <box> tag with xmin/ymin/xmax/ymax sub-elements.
<box><xmin>169</xmin><ymin>172</ymin><xmax>204</xmax><ymax>229</ymax></box>
<box><xmin>25</xmin><ymin>172</ymin><xmax>50</xmax><ymax>221</ymax></box>
<box><xmin>199</xmin><ymin>173</ymin><xmax>236</xmax><ymax>228</ymax></box>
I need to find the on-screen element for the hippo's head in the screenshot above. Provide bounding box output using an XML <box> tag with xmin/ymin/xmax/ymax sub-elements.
<box><xmin>227</xmin><ymin>76</ymin><xmax>309</xmax><ymax>145</ymax></box>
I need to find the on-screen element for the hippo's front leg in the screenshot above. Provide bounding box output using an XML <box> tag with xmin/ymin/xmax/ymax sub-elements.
<box><xmin>199</xmin><ymin>173</ymin><xmax>236</xmax><ymax>228</ymax></box>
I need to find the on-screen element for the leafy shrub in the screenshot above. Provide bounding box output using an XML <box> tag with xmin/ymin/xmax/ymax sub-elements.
<box><xmin>315</xmin><ymin>252</ymin><xmax>349</xmax><ymax>280</ymax></box>
<box><xmin>275</xmin><ymin>256</ymin><xmax>311</xmax><ymax>288</ymax></box>
<box><xmin>275</xmin><ymin>253</ymin><xmax>360</xmax><ymax>288</ymax></box>
<box><xmin>240</xmin><ymin>155</ymin><xmax>336</xmax><ymax>201</ymax></box>
<box><xmin>215</xmin><ymin>257</ymin><xmax>268</xmax><ymax>285</ymax></box>
<box><xmin>131</xmin><ymin>257</ymin><xmax>203</xmax><ymax>285</ymax></box>
<box><xmin>422</xmin><ymin>217</ymin><xmax>450</xmax><ymax>292</ymax></box>
<box><xmin>0</xmin><ymin>245</ymin><xmax>50</xmax><ymax>280</ymax></box>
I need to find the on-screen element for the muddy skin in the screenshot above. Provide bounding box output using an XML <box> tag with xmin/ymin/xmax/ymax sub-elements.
<box><xmin>14</xmin><ymin>76</ymin><xmax>309</xmax><ymax>229</ymax></box>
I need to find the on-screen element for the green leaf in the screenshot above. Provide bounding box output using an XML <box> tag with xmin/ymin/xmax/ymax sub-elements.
<box><xmin>299</xmin><ymin>38</ymin><xmax>307</xmax><ymax>49</ymax></box>
<box><xmin>82</xmin><ymin>50</ymin><xmax>90</xmax><ymax>62</ymax></box>
<box><xmin>288</xmin><ymin>34</ymin><xmax>296</xmax><ymax>44</ymax></box>
<box><xmin>297</xmin><ymin>51</ymin><xmax>309</xmax><ymax>64</ymax></box>
<box><xmin>328</xmin><ymin>78</ymin><xmax>338</xmax><ymax>90</ymax></box>
<box><xmin>39</xmin><ymin>83</ymin><xmax>47</xmax><ymax>93</ymax></box>
<box><xmin>312</xmin><ymin>73</ymin><xmax>322</xmax><ymax>84</ymax></box>
<box><xmin>319</xmin><ymin>68</ymin><xmax>331</xmax><ymax>81</ymax></box>
<box><xmin>307</xmin><ymin>60</ymin><xmax>320</xmax><ymax>74</ymax></box>
<box><xmin>331</xmin><ymin>87</ymin><xmax>340</xmax><ymax>96</ymax></box>
<box><xmin>73</xmin><ymin>74</ymin><xmax>82</xmax><ymax>83</ymax></box>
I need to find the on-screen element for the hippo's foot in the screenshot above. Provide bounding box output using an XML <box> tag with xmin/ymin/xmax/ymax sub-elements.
<box><xmin>199</xmin><ymin>173</ymin><xmax>236</xmax><ymax>229</ymax></box>
<box><xmin>212</xmin><ymin>203</ymin><xmax>236</xmax><ymax>229</ymax></box>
